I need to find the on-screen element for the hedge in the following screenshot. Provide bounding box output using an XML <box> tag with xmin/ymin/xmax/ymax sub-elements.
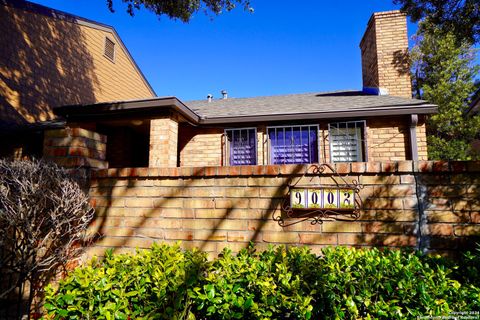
<box><xmin>43</xmin><ymin>243</ymin><xmax>480</xmax><ymax>319</ymax></box>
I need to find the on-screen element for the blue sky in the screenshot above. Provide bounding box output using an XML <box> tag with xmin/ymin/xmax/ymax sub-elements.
<box><xmin>31</xmin><ymin>0</ymin><xmax>419</xmax><ymax>101</ymax></box>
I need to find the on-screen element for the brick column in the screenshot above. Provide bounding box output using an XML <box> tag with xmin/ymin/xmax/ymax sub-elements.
<box><xmin>416</xmin><ymin>118</ymin><xmax>429</xmax><ymax>160</ymax></box>
<box><xmin>149</xmin><ymin>117</ymin><xmax>178</xmax><ymax>167</ymax></box>
<box><xmin>43</xmin><ymin>127</ymin><xmax>108</xmax><ymax>169</ymax></box>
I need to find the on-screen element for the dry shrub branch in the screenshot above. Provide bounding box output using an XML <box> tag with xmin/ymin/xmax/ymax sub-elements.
<box><xmin>0</xmin><ymin>159</ymin><xmax>93</xmax><ymax>313</ymax></box>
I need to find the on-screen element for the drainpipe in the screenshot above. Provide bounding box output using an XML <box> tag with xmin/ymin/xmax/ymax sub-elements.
<box><xmin>409</xmin><ymin>114</ymin><xmax>419</xmax><ymax>161</ymax></box>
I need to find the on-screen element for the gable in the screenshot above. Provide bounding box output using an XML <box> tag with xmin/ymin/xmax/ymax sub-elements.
<box><xmin>0</xmin><ymin>0</ymin><xmax>155</xmax><ymax>127</ymax></box>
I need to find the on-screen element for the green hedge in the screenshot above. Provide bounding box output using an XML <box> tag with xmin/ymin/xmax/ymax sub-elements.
<box><xmin>43</xmin><ymin>243</ymin><xmax>480</xmax><ymax>319</ymax></box>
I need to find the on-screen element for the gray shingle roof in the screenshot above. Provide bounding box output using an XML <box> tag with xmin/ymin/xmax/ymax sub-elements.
<box><xmin>55</xmin><ymin>90</ymin><xmax>437</xmax><ymax>125</ymax></box>
<box><xmin>186</xmin><ymin>90</ymin><xmax>436</xmax><ymax>122</ymax></box>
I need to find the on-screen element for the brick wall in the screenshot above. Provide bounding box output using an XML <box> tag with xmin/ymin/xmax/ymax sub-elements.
<box><xmin>179</xmin><ymin>125</ymin><xmax>224</xmax><ymax>167</ymax></box>
<box><xmin>178</xmin><ymin>117</ymin><xmax>427</xmax><ymax>167</ymax></box>
<box><xmin>0</xmin><ymin>2</ymin><xmax>154</xmax><ymax>128</ymax></box>
<box><xmin>44</xmin><ymin>128</ymin><xmax>108</xmax><ymax>169</ymax></box>
<box><xmin>360</xmin><ymin>11</ymin><xmax>412</xmax><ymax>98</ymax></box>
<box><xmin>85</xmin><ymin>161</ymin><xmax>480</xmax><ymax>259</ymax></box>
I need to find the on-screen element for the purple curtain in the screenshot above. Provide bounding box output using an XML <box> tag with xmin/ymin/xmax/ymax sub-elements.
<box><xmin>269</xmin><ymin>126</ymin><xmax>318</xmax><ymax>164</ymax></box>
<box><xmin>229</xmin><ymin>129</ymin><xmax>256</xmax><ymax>165</ymax></box>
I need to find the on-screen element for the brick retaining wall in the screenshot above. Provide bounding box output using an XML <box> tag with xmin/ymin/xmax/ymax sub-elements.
<box><xmin>86</xmin><ymin>161</ymin><xmax>480</xmax><ymax>259</ymax></box>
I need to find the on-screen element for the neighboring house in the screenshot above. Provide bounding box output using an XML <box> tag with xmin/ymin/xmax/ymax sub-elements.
<box><xmin>468</xmin><ymin>88</ymin><xmax>480</xmax><ymax>116</ymax></box>
<box><xmin>47</xmin><ymin>10</ymin><xmax>436</xmax><ymax>169</ymax></box>
<box><xmin>0</xmin><ymin>0</ymin><xmax>155</xmax><ymax>158</ymax></box>
<box><xmin>467</xmin><ymin>88</ymin><xmax>480</xmax><ymax>153</ymax></box>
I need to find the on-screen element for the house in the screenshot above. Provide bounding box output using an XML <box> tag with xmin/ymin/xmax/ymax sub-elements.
<box><xmin>467</xmin><ymin>88</ymin><xmax>480</xmax><ymax>153</ymax></box>
<box><xmin>0</xmin><ymin>0</ymin><xmax>155</xmax><ymax>158</ymax></box>
<box><xmin>4</xmin><ymin>2</ymin><xmax>480</xmax><ymax>262</ymax></box>
<box><xmin>45</xmin><ymin>10</ymin><xmax>436</xmax><ymax>169</ymax></box>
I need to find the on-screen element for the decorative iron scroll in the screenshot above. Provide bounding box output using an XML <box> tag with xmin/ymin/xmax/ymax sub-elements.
<box><xmin>273</xmin><ymin>163</ymin><xmax>363</xmax><ymax>227</ymax></box>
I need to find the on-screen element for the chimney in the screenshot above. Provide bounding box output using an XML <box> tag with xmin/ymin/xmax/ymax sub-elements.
<box><xmin>207</xmin><ymin>94</ymin><xmax>213</xmax><ymax>103</ymax></box>
<box><xmin>360</xmin><ymin>10</ymin><xmax>412</xmax><ymax>99</ymax></box>
<box><xmin>221</xmin><ymin>90</ymin><xmax>228</xmax><ymax>100</ymax></box>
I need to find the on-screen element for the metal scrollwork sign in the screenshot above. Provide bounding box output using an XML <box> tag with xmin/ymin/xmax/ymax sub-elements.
<box><xmin>273</xmin><ymin>163</ymin><xmax>363</xmax><ymax>227</ymax></box>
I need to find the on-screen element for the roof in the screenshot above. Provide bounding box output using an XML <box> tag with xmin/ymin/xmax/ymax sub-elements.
<box><xmin>1</xmin><ymin>0</ymin><xmax>156</xmax><ymax>97</ymax></box>
<box><xmin>186</xmin><ymin>90</ymin><xmax>437</xmax><ymax>124</ymax></box>
<box><xmin>55</xmin><ymin>90</ymin><xmax>437</xmax><ymax>125</ymax></box>
<box><xmin>55</xmin><ymin>97</ymin><xmax>200</xmax><ymax>124</ymax></box>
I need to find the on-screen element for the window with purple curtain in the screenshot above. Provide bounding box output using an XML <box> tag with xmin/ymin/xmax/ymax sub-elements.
<box><xmin>268</xmin><ymin>125</ymin><xmax>319</xmax><ymax>164</ymax></box>
<box><xmin>225</xmin><ymin>128</ymin><xmax>257</xmax><ymax>166</ymax></box>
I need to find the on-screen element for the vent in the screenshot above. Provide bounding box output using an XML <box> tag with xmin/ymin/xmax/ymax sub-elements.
<box><xmin>104</xmin><ymin>37</ymin><xmax>115</xmax><ymax>61</ymax></box>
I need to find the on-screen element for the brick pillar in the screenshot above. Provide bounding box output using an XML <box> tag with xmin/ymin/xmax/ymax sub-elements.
<box><xmin>360</xmin><ymin>10</ymin><xmax>412</xmax><ymax>99</ymax></box>
<box><xmin>43</xmin><ymin>127</ymin><xmax>108</xmax><ymax>169</ymax></box>
<box><xmin>149</xmin><ymin>117</ymin><xmax>178</xmax><ymax>167</ymax></box>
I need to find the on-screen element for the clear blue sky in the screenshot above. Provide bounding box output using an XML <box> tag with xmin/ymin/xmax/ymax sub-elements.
<box><xmin>31</xmin><ymin>0</ymin><xmax>419</xmax><ymax>101</ymax></box>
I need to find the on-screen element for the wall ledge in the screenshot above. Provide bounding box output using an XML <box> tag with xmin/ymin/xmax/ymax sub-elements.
<box><xmin>90</xmin><ymin>161</ymin><xmax>480</xmax><ymax>179</ymax></box>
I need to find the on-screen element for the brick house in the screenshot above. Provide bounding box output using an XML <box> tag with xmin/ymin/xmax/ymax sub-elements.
<box><xmin>46</xmin><ymin>10</ymin><xmax>436</xmax><ymax>170</ymax></box>
<box><xmin>3</xmin><ymin>3</ymin><xmax>480</xmax><ymax>258</ymax></box>
<box><xmin>0</xmin><ymin>0</ymin><xmax>155</xmax><ymax>158</ymax></box>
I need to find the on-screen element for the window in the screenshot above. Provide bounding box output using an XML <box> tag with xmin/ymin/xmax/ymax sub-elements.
<box><xmin>267</xmin><ymin>125</ymin><xmax>318</xmax><ymax>164</ymax></box>
<box><xmin>225</xmin><ymin>128</ymin><xmax>257</xmax><ymax>166</ymax></box>
<box><xmin>104</xmin><ymin>37</ymin><xmax>115</xmax><ymax>61</ymax></box>
<box><xmin>329</xmin><ymin>121</ymin><xmax>366</xmax><ymax>162</ymax></box>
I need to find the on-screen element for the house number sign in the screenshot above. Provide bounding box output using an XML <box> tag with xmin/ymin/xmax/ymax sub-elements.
<box><xmin>290</xmin><ymin>188</ymin><xmax>355</xmax><ymax>210</ymax></box>
<box><xmin>273</xmin><ymin>163</ymin><xmax>363</xmax><ymax>227</ymax></box>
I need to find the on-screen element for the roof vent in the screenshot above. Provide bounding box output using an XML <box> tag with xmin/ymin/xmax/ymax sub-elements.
<box><xmin>221</xmin><ymin>90</ymin><xmax>228</xmax><ymax>100</ymax></box>
<box><xmin>207</xmin><ymin>94</ymin><xmax>213</xmax><ymax>103</ymax></box>
<box><xmin>104</xmin><ymin>37</ymin><xmax>115</xmax><ymax>61</ymax></box>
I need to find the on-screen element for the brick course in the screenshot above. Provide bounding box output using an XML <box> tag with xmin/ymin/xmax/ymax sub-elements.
<box><xmin>85</xmin><ymin>161</ymin><xmax>480</xmax><ymax>259</ymax></box>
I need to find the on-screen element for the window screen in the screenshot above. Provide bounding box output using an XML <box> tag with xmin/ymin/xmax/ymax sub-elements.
<box><xmin>225</xmin><ymin>128</ymin><xmax>257</xmax><ymax>166</ymax></box>
<box><xmin>268</xmin><ymin>125</ymin><xmax>318</xmax><ymax>164</ymax></box>
<box><xmin>329</xmin><ymin>121</ymin><xmax>366</xmax><ymax>162</ymax></box>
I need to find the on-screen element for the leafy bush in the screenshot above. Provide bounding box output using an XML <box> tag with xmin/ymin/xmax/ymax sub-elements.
<box><xmin>191</xmin><ymin>246</ymin><xmax>315</xmax><ymax>319</ymax></box>
<box><xmin>43</xmin><ymin>244</ymin><xmax>480</xmax><ymax>320</ymax></box>
<box><xmin>313</xmin><ymin>247</ymin><xmax>480</xmax><ymax>319</ymax></box>
<box><xmin>43</xmin><ymin>243</ymin><xmax>207</xmax><ymax>319</ymax></box>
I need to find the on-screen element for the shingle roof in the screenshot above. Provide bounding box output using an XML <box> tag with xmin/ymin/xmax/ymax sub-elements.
<box><xmin>55</xmin><ymin>90</ymin><xmax>437</xmax><ymax>125</ymax></box>
<box><xmin>186</xmin><ymin>90</ymin><xmax>436</xmax><ymax>122</ymax></box>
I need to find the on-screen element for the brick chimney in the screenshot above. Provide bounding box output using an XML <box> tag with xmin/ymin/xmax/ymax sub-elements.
<box><xmin>360</xmin><ymin>10</ymin><xmax>412</xmax><ymax>98</ymax></box>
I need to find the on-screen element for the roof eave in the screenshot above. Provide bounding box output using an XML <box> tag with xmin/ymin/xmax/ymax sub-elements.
<box><xmin>198</xmin><ymin>105</ymin><xmax>438</xmax><ymax>125</ymax></box>
<box><xmin>54</xmin><ymin>97</ymin><xmax>200</xmax><ymax>123</ymax></box>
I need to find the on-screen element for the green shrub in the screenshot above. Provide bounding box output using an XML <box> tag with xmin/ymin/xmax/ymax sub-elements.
<box><xmin>190</xmin><ymin>245</ymin><xmax>315</xmax><ymax>319</ymax></box>
<box><xmin>43</xmin><ymin>243</ymin><xmax>207</xmax><ymax>319</ymax></box>
<box><xmin>43</xmin><ymin>243</ymin><xmax>480</xmax><ymax>320</ymax></box>
<box><xmin>313</xmin><ymin>247</ymin><xmax>480</xmax><ymax>319</ymax></box>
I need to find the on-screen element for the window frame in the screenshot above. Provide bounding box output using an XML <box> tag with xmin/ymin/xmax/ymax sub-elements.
<box><xmin>328</xmin><ymin>120</ymin><xmax>368</xmax><ymax>163</ymax></box>
<box><xmin>224</xmin><ymin>127</ymin><xmax>258</xmax><ymax>166</ymax></box>
<box><xmin>266</xmin><ymin>124</ymin><xmax>320</xmax><ymax>165</ymax></box>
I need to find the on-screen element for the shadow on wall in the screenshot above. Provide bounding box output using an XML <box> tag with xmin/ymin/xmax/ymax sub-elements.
<box><xmin>355</xmin><ymin>170</ymin><xmax>480</xmax><ymax>254</ymax></box>
<box><xmin>392</xmin><ymin>49</ymin><xmax>410</xmax><ymax>77</ymax></box>
<box><xmin>416</xmin><ymin>172</ymin><xmax>480</xmax><ymax>252</ymax></box>
<box><xmin>86</xmin><ymin>164</ymin><xmax>480</xmax><ymax>261</ymax></box>
<box><xmin>0</xmin><ymin>3</ymin><xmax>98</xmax><ymax>130</ymax></box>
<box><xmin>87</xmin><ymin>165</ymin><xmax>307</xmax><ymax>257</ymax></box>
